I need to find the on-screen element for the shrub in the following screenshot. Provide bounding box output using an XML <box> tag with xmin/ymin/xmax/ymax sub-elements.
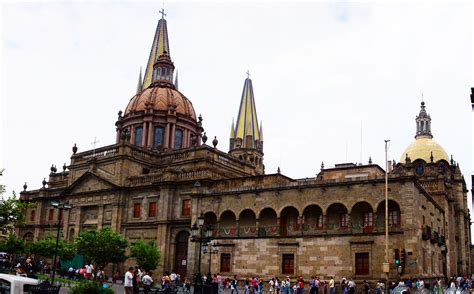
<box><xmin>70</xmin><ymin>280</ymin><xmax>114</xmax><ymax>294</ymax></box>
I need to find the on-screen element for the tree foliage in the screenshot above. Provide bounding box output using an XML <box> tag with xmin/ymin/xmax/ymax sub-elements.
<box><xmin>0</xmin><ymin>234</ymin><xmax>25</xmax><ymax>255</ymax></box>
<box><xmin>27</xmin><ymin>238</ymin><xmax>76</xmax><ymax>260</ymax></box>
<box><xmin>0</xmin><ymin>170</ymin><xmax>32</xmax><ymax>236</ymax></box>
<box><xmin>130</xmin><ymin>240</ymin><xmax>161</xmax><ymax>272</ymax></box>
<box><xmin>75</xmin><ymin>226</ymin><xmax>127</xmax><ymax>268</ymax></box>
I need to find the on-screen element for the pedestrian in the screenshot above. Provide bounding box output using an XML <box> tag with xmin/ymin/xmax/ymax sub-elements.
<box><xmin>276</xmin><ymin>278</ymin><xmax>281</xmax><ymax>294</ymax></box>
<box><xmin>310</xmin><ymin>277</ymin><xmax>316</xmax><ymax>294</ymax></box>
<box><xmin>217</xmin><ymin>273</ymin><xmax>223</xmax><ymax>293</ymax></box>
<box><xmin>124</xmin><ymin>267</ymin><xmax>134</xmax><ymax>294</ymax></box>
<box><xmin>244</xmin><ymin>277</ymin><xmax>250</xmax><ymax>294</ymax></box>
<box><xmin>142</xmin><ymin>271</ymin><xmax>153</xmax><ymax>294</ymax></box>
<box><xmin>132</xmin><ymin>267</ymin><xmax>139</xmax><ymax>294</ymax></box>
<box><xmin>231</xmin><ymin>275</ymin><xmax>239</xmax><ymax>294</ymax></box>
<box><xmin>363</xmin><ymin>280</ymin><xmax>370</xmax><ymax>294</ymax></box>
<box><xmin>348</xmin><ymin>278</ymin><xmax>355</xmax><ymax>294</ymax></box>
<box><xmin>269</xmin><ymin>278</ymin><xmax>275</xmax><ymax>294</ymax></box>
<box><xmin>329</xmin><ymin>277</ymin><xmax>334</xmax><ymax>294</ymax></box>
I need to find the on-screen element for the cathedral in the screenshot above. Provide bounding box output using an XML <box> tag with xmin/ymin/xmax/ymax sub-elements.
<box><xmin>19</xmin><ymin>12</ymin><xmax>471</xmax><ymax>280</ymax></box>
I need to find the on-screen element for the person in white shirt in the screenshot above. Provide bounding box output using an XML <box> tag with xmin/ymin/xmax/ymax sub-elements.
<box><xmin>142</xmin><ymin>271</ymin><xmax>154</xmax><ymax>294</ymax></box>
<box><xmin>124</xmin><ymin>267</ymin><xmax>134</xmax><ymax>294</ymax></box>
<box><xmin>85</xmin><ymin>264</ymin><xmax>92</xmax><ymax>279</ymax></box>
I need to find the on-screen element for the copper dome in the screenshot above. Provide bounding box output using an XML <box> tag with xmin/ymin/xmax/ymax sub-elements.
<box><xmin>124</xmin><ymin>86</ymin><xmax>196</xmax><ymax>120</ymax></box>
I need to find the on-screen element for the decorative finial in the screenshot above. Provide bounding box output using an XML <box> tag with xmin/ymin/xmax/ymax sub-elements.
<box><xmin>430</xmin><ymin>151</ymin><xmax>434</xmax><ymax>163</ymax></box>
<box><xmin>277</xmin><ymin>166</ymin><xmax>281</xmax><ymax>174</ymax></box>
<box><xmin>202</xmin><ymin>132</ymin><xmax>208</xmax><ymax>144</ymax></box>
<box><xmin>421</xmin><ymin>92</ymin><xmax>424</xmax><ymax>102</ymax></box>
<box><xmin>174</xmin><ymin>69</ymin><xmax>179</xmax><ymax>90</ymax></box>
<box><xmin>50</xmin><ymin>164</ymin><xmax>56</xmax><ymax>174</ymax></box>
<box><xmin>198</xmin><ymin>114</ymin><xmax>203</xmax><ymax>123</ymax></box>
<box><xmin>405</xmin><ymin>153</ymin><xmax>411</xmax><ymax>164</ymax></box>
<box><xmin>450</xmin><ymin>155</ymin><xmax>454</xmax><ymax>165</ymax></box>
<box><xmin>23</xmin><ymin>182</ymin><xmax>27</xmax><ymax>191</ymax></box>
<box><xmin>63</xmin><ymin>163</ymin><xmax>67</xmax><ymax>172</ymax></box>
<box><xmin>321</xmin><ymin>162</ymin><xmax>324</xmax><ymax>170</ymax></box>
<box><xmin>72</xmin><ymin>143</ymin><xmax>78</xmax><ymax>154</ymax></box>
<box><xmin>212</xmin><ymin>136</ymin><xmax>218</xmax><ymax>148</ymax></box>
<box><xmin>118</xmin><ymin>110</ymin><xmax>123</xmax><ymax>118</ymax></box>
<box><xmin>42</xmin><ymin>178</ymin><xmax>47</xmax><ymax>188</ymax></box>
<box><xmin>368</xmin><ymin>157</ymin><xmax>372</xmax><ymax>164</ymax></box>
<box><xmin>159</xmin><ymin>8</ymin><xmax>167</xmax><ymax>19</ymax></box>
<box><xmin>246</xmin><ymin>70</ymin><xmax>251</xmax><ymax>79</ymax></box>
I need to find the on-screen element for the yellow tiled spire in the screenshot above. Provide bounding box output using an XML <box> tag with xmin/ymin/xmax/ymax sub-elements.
<box><xmin>233</xmin><ymin>75</ymin><xmax>261</xmax><ymax>148</ymax></box>
<box><xmin>143</xmin><ymin>10</ymin><xmax>171</xmax><ymax>89</ymax></box>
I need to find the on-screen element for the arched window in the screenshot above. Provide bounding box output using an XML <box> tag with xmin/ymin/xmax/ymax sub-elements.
<box><xmin>153</xmin><ymin>126</ymin><xmax>165</xmax><ymax>148</ymax></box>
<box><xmin>134</xmin><ymin>127</ymin><xmax>143</xmax><ymax>146</ymax></box>
<box><xmin>174</xmin><ymin>129</ymin><xmax>183</xmax><ymax>149</ymax></box>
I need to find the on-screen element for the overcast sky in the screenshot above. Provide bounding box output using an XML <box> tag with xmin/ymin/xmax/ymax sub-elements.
<box><xmin>1</xmin><ymin>1</ymin><xmax>472</xmax><ymax>216</ymax></box>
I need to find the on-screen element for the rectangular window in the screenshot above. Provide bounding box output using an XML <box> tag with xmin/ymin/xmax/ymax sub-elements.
<box><xmin>174</xmin><ymin>129</ymin><xmax>183</xmax><ymax>149</ymax></box>
<box><xmin>30</xmin><ymin>210</ymin><xmax>35</xmax><ymax>222</ymax></box>
<box><xmin>282</xmin><ymin>254</ymin><xmax>294</xmax><ymax>275</ymax></box>
<box><xmin>340</xmin><ymin>213</ymin><xmax>349</xmax><ymax>228</ymax></box>
<box><xmin>317</xmin><ymin>214</ymin><xmax>324</xmax><ymax>228</ymax></box>
<box><xmin>149</xmin><ymin>202</ymin><xmax>157</xmax><ymax>218</ymax></box>
<box><xmin>182</xmin><ymin>199</ymin><xmax>191</xmax><ymax>217</ymax></box>
<box><xmin>48</xmin><ymin>209</ymin><xmax>54</xmax><ymax>221</ymax></box>
<box><xmin>220</xmin><ymin>253</ymin><xmax>231</xmax><ymax>273</ymax></box>
<box><xmin>133</xmin><ymin>203</ymin><xmax>141</xmax><ymax>218</ymax></box>
<box><xmin>153</xmin><ymin>127</ymin><xmax>165</xmax><ymax>147</ymax></box>
<box><xmin>135</xmin><ymin>127</ymin><xmax>143</xmax><ymax>146</ymax></box>
<box><xmin>363</xmin><ymin>212</ymin><xmax>373</xmax><ymax>227</ymax></box>
<box><xmin>355</xmin><ymin>252</ymin><xmax>369</xmax><ymax>275</ymax></box>
<box><xmin>388</xmin><ymin>210</ymin><xmax>399</xmax><ymax>226</ymax></box>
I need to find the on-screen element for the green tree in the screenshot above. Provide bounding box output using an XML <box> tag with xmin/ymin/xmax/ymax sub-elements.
<box><xmin>0</xmin><ymin>234</ymin><xmax>25</xmax><ymax>255</ymax></box>
<box><xmin>75</xmin><ymin>226</ymin><xmax>127</xmax><ymax>268</ymax></box>
<box><xmin>27</xmin><ymin>238</ymin><xmax>76</xmax><ymax>260</ymax></box>
<box><xmin>130</xmin><ymin>240</ymin><xmax>161</xmax><ymax>271</ymax></box>
<box><xmin>0</xmin><ymin>170</ymin><xmax>32</xmax><ymax>237</ymax></box>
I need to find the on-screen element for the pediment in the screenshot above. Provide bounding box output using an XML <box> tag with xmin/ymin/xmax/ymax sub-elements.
<box><xmin>63</xmin><ymin>172</ymin><xmax>118</xmax><ymax>195</ymax></box>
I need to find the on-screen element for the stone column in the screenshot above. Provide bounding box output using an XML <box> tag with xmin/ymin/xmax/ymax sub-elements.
<box><xmin>97</xmin><ymin>205</ymin><xmax>105</xmax><ymax>229</ymax></box>
<box><xmin>142</xmin><ymin>122</ymin><xmax>147</xmax><ymax>146</ymax></box>
<box><xmin>74</xmin><ymin>207</ymin><xmax>82</xmax><ymax>238</ymax></box>
<box><xmin>164</xmin><ymin>123</ymin><xmax>170</xmax><ymax>149</ymax></box>
<box><xmin>130</xmin><ymin>125</ymin><xmax>136</xmax><ymax>145</ymax></box>
<box><xmin>170</xmin><ymin>124</ymin><xmax>176</xmax><ymax>149</ymax></box>
<box><xmin>147</xmin><ymin>123</ymin><xmax>154</xmax><ymax>147</ymax></box>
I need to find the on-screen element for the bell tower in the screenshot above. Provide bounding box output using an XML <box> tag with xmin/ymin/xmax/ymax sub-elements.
<box><xmin>229</xmin><ymin>73</ymin><xmax>264</xmax><ymax>173</ymax></box>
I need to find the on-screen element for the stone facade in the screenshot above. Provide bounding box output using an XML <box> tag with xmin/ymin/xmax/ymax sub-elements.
<box><xmin>18</xmin><ymin>13</ymin><xmax>471</xmax><ymax>282</ymax></box>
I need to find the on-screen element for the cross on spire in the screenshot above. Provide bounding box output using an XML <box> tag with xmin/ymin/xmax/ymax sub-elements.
<box><xmin>91</xmin><ymin>137</ymin><xmax>100</xmax><ymax>157</ymax></box>
<box><xmin>246</xmin><ymin>70</ymin><xmax>250</xmax><ymax>79</ymax></box>
<box><xmin>159</xmin><ymin>8</ymin><xmax>167</xmax><ymax>19</ymax></box>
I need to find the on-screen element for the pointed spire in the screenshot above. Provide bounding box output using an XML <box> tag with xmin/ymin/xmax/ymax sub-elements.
<box><xmin>143</xmin><ymin>10</ymin><xmax>172</xmax><ymax>89</ymax></box>
<box><xmin>230</xmin><ymin>118</ymin><xmax>235</xmax><ymax>138</ymax></box>
<box><xmin>234</xmin><ymin>75</ymin><xmax>261</xmax><ymax>149</ymax></box>
<box><xmin>136</xmin><ymin>67</ymin><xmax>143</xmax><ymax>94</ymax></box>
<box><xmin>174</xmin><ymin>70</ymin><xmax>179</xmax><ymax>90</ymax></box>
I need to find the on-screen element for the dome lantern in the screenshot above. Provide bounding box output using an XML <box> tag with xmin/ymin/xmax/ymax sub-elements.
<box><xmin>400</xmin><ymin>100</ymin><xmax>449</xmax><ymax>163</ymax></box>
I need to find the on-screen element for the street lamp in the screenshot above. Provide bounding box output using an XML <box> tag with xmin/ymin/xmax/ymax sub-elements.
<box><xmin>191</xmin><ymin>214</ymin><xmax>214</xmax><ymax>294</ymax></box>
<box><xmin>50</xmin><ymin>200</ymin><xmax>72</xmax><ymax>284</ymax></box>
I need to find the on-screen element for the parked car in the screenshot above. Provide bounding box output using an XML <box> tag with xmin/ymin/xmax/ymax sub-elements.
<box><xmin>0</xmin><ymin>273</ymin><xmax>39</xmax><ymax>293</ymax></box>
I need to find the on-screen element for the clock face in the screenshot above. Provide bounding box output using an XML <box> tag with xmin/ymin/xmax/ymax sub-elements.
<box><xmin>415</xmin><ymin>164</ymin><xmax>424</xmax><ymax>176</ymax></box>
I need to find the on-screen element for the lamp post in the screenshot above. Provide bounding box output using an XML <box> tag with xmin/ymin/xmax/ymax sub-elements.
<box><xmin>191</xmin><ymin>214</ymin><xmax>213</xmax><ymax>294</ymax></box>
<box><xmin>204</xmin><ymin>238</ymin><xmax>219</xmax><ymax>294</ymax></box>
<box><xmin>50</xmin><ymin>200</ymin><xmax>72</xmax><ymax>284</ymax></box>
<box><xmin>383</xmin><ymin>140</ymin><xmax>390</xmax><ymax>294</ymax></box>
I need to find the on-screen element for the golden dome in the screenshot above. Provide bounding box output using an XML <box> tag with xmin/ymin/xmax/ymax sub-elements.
<box><xmin>400</xmin><ymin>137</ymin><xmax>449</xmax><ymax>163</ymax></box>
<box><xmin>124</xmin><ymin>86</ymin><xmax>196</xmax><ymax>120</ymax></box>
